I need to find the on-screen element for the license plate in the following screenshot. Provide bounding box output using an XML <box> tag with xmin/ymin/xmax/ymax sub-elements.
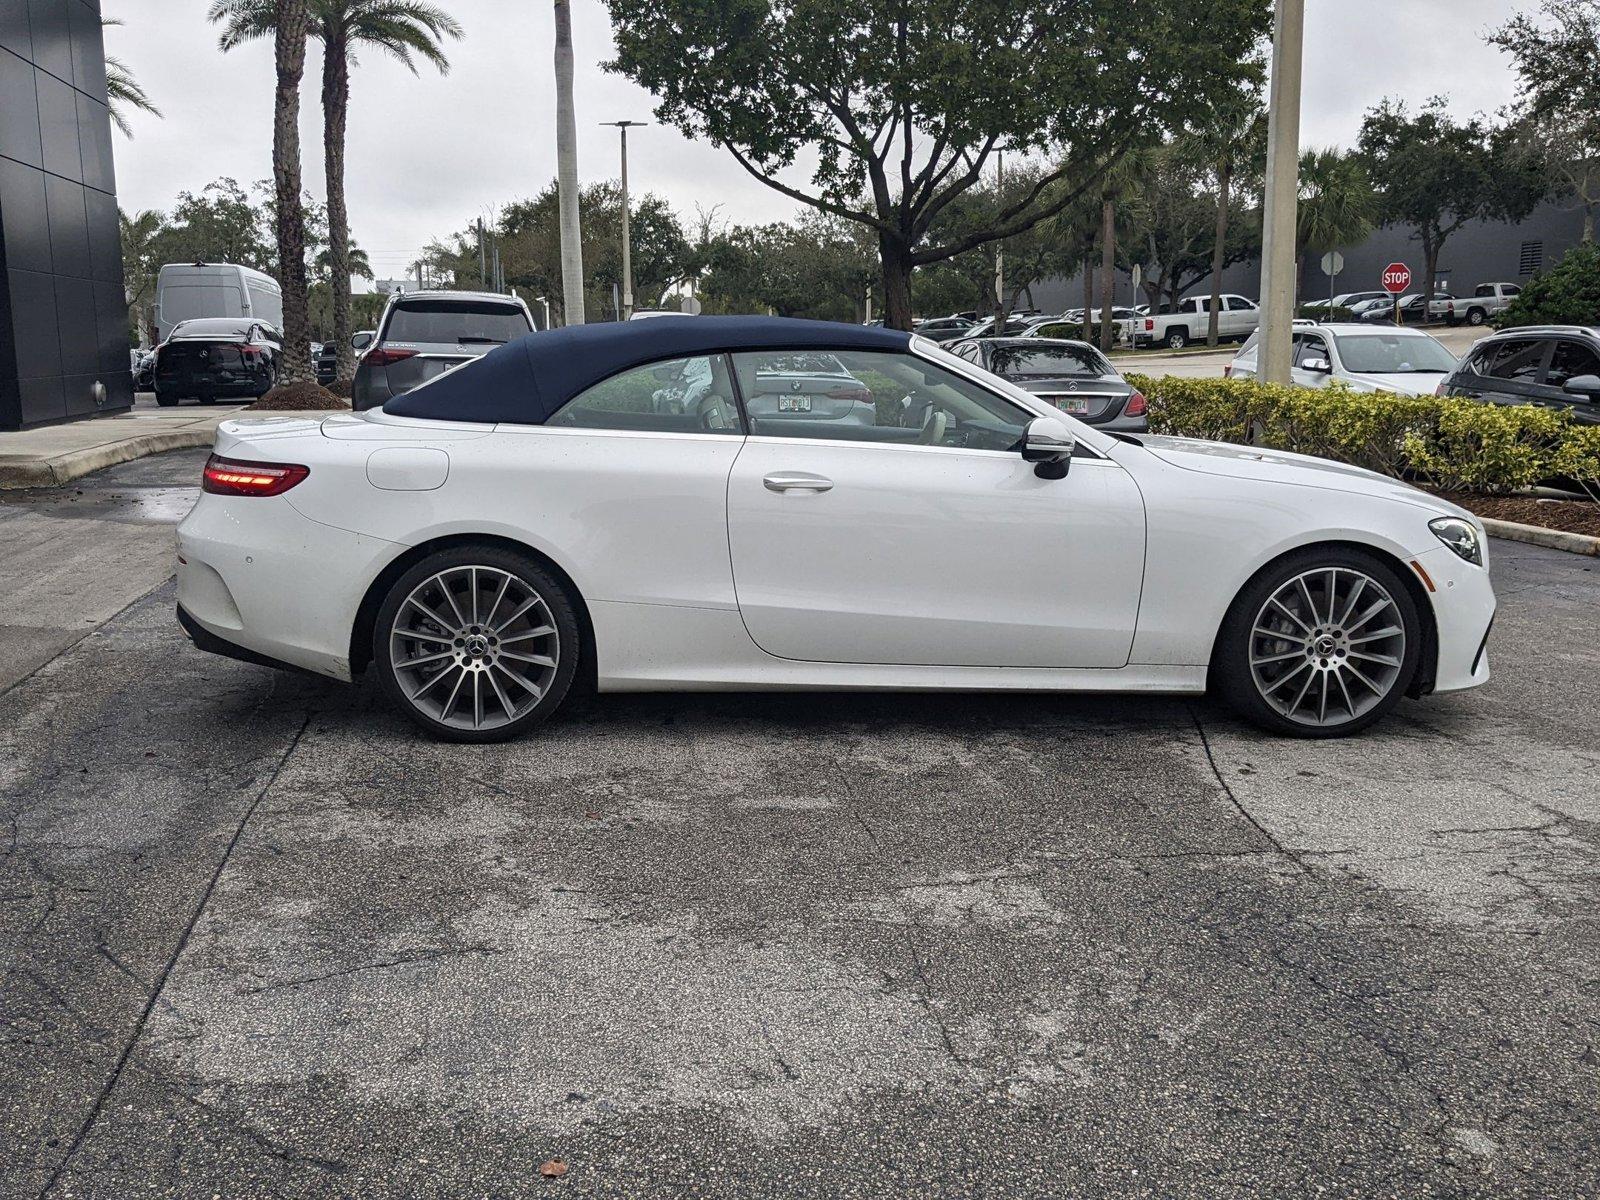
<box><xmin>1052</xmin><ymin>397</ymin><xmax>1091</xmax><ymax>415</ymax></box>
<box><xmin>777</xmin><ymin>396</ymin><xmax>812</xmax><ymax>412</ymax></box>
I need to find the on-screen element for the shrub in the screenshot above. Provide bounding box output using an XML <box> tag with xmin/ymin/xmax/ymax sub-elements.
<box><xmin>1127</xmin><ymin>373</ymin><xmax>1590</xmax><ymax>495</ymax></box>
<box><xmin>1493</xmin><ymin>242</ymin><xmax>1600</xmax><ymax>329</ymax></box>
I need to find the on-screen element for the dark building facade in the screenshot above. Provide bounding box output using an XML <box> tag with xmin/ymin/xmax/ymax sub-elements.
<box><xmin>1035</xmin><ymin>200</ymin><xmax>1591</xmax><ymax>317</ymax></box>
<box><xmin>0</xmin><ymin>0</ymin><xmax>132</xmax><ymax>431</ymax></box>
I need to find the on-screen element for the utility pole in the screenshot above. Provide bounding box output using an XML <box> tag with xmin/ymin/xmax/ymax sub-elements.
<box><xmin>994</xmin><ymin>149</ymin><xmax>1004</xmax><ymax>315</ymax></box>
<box><xmin>478</xmin><ymin>216</ymin><xmax>487</xmax><ymax>287</ymax></box>
<box><xmin>1255</xmin><ymin>0</ymin><xmax>1305</xmax><ymax>385</ymax></box>
<box><xmin>554</xmin><ymin>0</ymin><xmax>584</xmax><ymax>325</ymax></box>
<box><xmin>602</xmin><ymin>120</ymin><xmax>647</xmax><ymax>319</ymax></box>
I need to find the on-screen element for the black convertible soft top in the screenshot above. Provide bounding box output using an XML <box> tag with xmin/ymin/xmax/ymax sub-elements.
<box><xmin>383</xmin><ymin>315</ymin><xmax>912</xmax><ymax>425</ymax></box>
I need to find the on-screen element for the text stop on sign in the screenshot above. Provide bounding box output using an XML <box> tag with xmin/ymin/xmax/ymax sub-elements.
<box><xmin>1382</xmin><ymin>263</ymin><xmax>1412</xmax><ymax>294</ymax></box>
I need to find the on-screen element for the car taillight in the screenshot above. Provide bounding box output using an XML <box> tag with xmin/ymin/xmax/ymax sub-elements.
<box><xmin>1144</xmin><ymin>318</ymin><xmax>1154</xmax><ymax>331</ymax></box>
<box><xmin>1123</xmin><ymin>390</ymin><xmax>1147</xmax><ymax>417</ymax></box>
<box><xmin>826</xmin><ymin>386</ymin><xmax>872</xmax><ymax>403</ymax></box>
<box><xmin>362</xmin><ymin>347</ymin><xmax>417</xmax><ymax>367</ymax></box>
<box><xmin>202</xmin><ymin>454</ymin><xmax>310</xmax><ymax>497</ymax></box>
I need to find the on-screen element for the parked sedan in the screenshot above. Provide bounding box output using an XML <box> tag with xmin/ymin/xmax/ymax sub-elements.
<box><xmin>1356</xmin><ymin>293</ymin><xmax>1453</xmax><ymax>325</ymax></box>
<box><xmin>1227</xmin><ymin>324</ymin><xmax>1458</xmax><ymax>397</ymax></box>
<box><xmin>912</xmin><ymin>316</ymin><xmax>978</xmax><ymax>343</ymax></box>
<box><xmin>153</xmin><ymin>318</ymin><xmax>281</xmax><ymax>406</ymax></box>
<box><xmin>1438</xmin><ymin>325</ymin><xmax>1600</xmax><ymax>425</ymax></box>
<box><xmin>177</xmin><ymin>316</ymin><xmax>1493</xmax><ymax>742</ymax></box>
<box><xmin>945</xmin><ymin>337</ymin><xmax>1147</xmax><ymax>431</ymax></box>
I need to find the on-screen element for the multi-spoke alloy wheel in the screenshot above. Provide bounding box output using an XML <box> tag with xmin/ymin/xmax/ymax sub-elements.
<box><xmin>1214</xmin><ymin>550</ymin><xmax>1420</xmax><ymax>737</ymax></box>
<box><xmin>1249</xmin><ymin>567</ymin><xmax>1405</xmax><ymax>728</ymax></box>
<box><xmin>375</xmin><ymin>549</ymin><xmax>579</xmax><ymax>741</ymax></box>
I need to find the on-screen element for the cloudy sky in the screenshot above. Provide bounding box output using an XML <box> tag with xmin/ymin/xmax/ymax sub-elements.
<box><xmin>106</xmin><ymin>0</ymin><xmax>1526</xmax><ymax>288</ymax></box>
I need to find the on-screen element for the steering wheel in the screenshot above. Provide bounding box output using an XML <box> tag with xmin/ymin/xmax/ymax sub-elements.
<box><xmin>917</xmin><ymin>409</ymin><xmax>948</xmax><ymax>446</ymax></box>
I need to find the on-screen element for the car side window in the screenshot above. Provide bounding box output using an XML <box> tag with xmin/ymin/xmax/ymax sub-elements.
<box><xmin>732</xmin><ymin>348</ymin><xmax>1032</xmax><ymax>452</ymax></box>
<box><xmin>1294</xmin><ymin>336</ymin><xmax>1329</xmax><ymax>367</ymax></box>
<box><xmin>1545</xmin><ymin>341</ymin><xmax>1600</xmax><ymax>389</ymax></box>
<box><xmin>1485</xmin><ymin>339</ymin><xmax>1550</xmax><ymax>384</ymax></box>
<box><xmin>548</xmin><ymin>354</ymin><xmax>745</xmax><ymax>434</ymax></box>
<box><xmin>1226</xmin><ymin>296</ymin><xmax>1254</xmax><ymax>311</ymax></box>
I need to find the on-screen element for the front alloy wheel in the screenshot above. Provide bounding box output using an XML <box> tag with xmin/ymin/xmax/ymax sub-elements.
<box><xmin>1213</xmin><ymin>550</ymin><xmax>1421</xmax><ymax>736</ymax></box>
<box><xmin>375</xmin><ymin>548</ymin><xmax>579</xmax><ymax>741</ymax></box>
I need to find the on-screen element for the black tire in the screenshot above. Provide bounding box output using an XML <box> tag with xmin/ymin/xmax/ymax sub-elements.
<box><xmin>197</xmin><ymin>392</ymin><xmax>217</xmax><ymax>406</ymax></box>
<box><xmin>1166</xmin><ymin>328</ymin><xmax>1190</xmax><ymax>350</ymax></box>
<box><xmin>372</xmin><ymin>545</ymin><xmax>582</xmax><ymax>743</ymax></box>
<box><xmin>1210</xmin><ymin>546</ymin><xmax>1423</xmax><ymax>738</ymax></box>
<box><xmin>154</xmin><ymin>389</ymin><xmax>179</xmax><ymax>408</ymax></box>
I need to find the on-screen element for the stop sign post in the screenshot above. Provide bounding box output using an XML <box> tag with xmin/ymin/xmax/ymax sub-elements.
<box><xmin>1382</xmin><ymin>262</ymin><xmax>1411</xmax><ymax>325</ymax></box>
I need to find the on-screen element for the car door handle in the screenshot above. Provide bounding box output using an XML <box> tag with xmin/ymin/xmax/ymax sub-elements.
<box><xmin>763</xmin><ymin>471</ymin><xmax>833</xmax><ymax>493</ymax></box>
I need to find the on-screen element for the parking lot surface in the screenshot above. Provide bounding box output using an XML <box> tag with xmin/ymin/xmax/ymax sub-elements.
<box><xmin>2</xmin><ymin>451</ymin><xmax>1596</xmax><ymax>1197</ymax></box>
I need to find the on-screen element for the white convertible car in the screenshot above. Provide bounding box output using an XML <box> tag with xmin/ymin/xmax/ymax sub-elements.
<box><xmin>176</xmin><ymin>317</ymin><xmax>1495</xmax><ymax>741</ymax></box>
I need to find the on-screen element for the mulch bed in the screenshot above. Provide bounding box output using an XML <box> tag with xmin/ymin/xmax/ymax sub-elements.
<box><xmin>249</xmin><ymin>381</ymin><xmax>348</xmax><ymax>411</ymax></box>
<box><xmin>1432</xmin><ymin>490</ymin><xmax>1600</xmax><ymax>539</ymax></box>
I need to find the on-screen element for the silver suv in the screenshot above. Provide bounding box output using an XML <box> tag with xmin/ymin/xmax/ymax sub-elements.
<box><xmin>352</xmin><ymin>291</ymin><xmax>535</xmax><ymax>411</ymax></box>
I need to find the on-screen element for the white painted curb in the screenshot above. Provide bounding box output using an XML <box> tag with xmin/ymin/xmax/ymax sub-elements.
<box><xmin>1482</xmin><ymin>517</ymin><xmax>1600</xmax><ymax>557</ymax></box>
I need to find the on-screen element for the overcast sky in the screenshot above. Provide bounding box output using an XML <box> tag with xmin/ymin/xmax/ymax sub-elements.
<box><xmin>106</xmin><ymin>1</ymin><xmax>1526</xmax><ymax>287</ymax></box>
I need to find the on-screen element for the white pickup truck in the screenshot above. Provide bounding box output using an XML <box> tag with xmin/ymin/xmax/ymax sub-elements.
<box><xmin>1133</xmin><ymin>294</ymin><xmax>1260</xmax><ymax>349</ymax></box>
<box><xmin>1445</xmin><ymin>282</ymin><xmax>1522</xmax><ymax>327</ymax></box>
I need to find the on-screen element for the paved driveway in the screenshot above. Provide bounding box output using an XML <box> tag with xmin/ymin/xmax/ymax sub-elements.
<box><xmin>1</xmin><ymin>452</ymin><xmax>1596</xmax><ymax>1197</ymax></box>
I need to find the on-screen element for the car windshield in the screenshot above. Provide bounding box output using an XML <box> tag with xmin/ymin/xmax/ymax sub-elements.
<box><xmin>384</xmin><ymin>301</ymin><xmax>531</xmax><ymax>344</ymax></box>
<box><xmin>1333</xmin><ymin>333</ymin><xmax>1458</xmax><ymax>374</ymax></box>
<box><xmin>986</xmin><ymin>344</ymin><xmax>1109</xmax><ymax>377</ymax></box>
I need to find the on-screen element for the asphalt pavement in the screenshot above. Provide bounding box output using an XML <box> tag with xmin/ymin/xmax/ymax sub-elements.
<box><xmin>1</xmin><ymin>450</ymin><xmax>1596</xmax><ymax>1198</ymax></box>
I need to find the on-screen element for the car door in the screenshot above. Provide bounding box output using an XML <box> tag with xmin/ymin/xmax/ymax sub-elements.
<box><xmin>1225</xmin><ymin>296</ymin><xmax>1259</xmax><ymax>338</ymax></box>
<box><xmin>1451</xmin><ymin>337</ymin><xmax>1553</xmax><ymax>410</ymax></box>
<box><xmin>725</xmin><ymin>346</ymin><xmax>1146</xmax><ymax>669</ymax></box>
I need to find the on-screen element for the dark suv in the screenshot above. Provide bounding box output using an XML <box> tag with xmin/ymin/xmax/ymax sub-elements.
<box><xmin>1439</xmin><ymin>325</ymin><xmax>1600</xmax><ymax>425</ymax></box>
<box><xmin>352</xmin><ymin>292</ymin><xmax>534</xmax><ymax>411</ymax></box>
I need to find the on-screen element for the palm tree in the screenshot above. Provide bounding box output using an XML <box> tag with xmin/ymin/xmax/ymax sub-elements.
<box><xmin>101</xmin><ymin>19</ymin><xmax>161</xmax><ymax>137</ymax></box>
<box><xmin>210</xmin><ymin>1</ymin><xmax>461</xmax><ymax>384</ymax></box>
<box><xmin>555</xmin><ymin>0</ymin><xmax>585</xmax><ymax>325</ymax></box>
<box><xmin>119</xmin><ymin>208</ymin><xmax>165</xmax><ymax>343</ymax></box>
<box><xmin>271</xmin><ymin>0</ymin><xmax>315</xmax><ymax>386</ymax></box>
<box><xmin>1200</xmin><ymin>112</ymin><xmax>1265</xmax><ymax>346</ymax></box>
<box><xmin>1296</xmin><ymin>148</ymin><xmax>1377</xmax><ymax>305</ymax></box>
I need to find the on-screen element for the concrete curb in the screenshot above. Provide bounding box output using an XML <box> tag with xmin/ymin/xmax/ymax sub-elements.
<box><xmin>0</xmin><ymin>427</ymin><xmax>218</xmax><ymax>489</ymax></box>
<box><xmin>1483</xmin><ymin>517</ymin><xmax>1600</xmax><ymax>557</ymax></box>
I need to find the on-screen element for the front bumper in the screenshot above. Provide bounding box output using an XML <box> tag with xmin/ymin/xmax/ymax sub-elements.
<box><xmin>1412</xmin><ymin>544</ymin><xmax>1496</xmax><ymax>694</ymax></box>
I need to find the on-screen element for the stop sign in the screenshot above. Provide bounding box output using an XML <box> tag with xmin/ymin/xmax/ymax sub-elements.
<box><xmin>1381</xmin><ymin>262</ymin><xmax>1412</xmax><ymax>294</ymax></box>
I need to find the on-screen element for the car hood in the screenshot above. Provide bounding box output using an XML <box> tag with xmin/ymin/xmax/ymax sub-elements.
<box><xmin>1339</xmin><ymin>371</ymin><xmax>1449</xmax><ymax>397</ymax></box>
<box><xmin>1131</xmin><ymin>434</ymin><xmax>1475</xmax><ymax>520</ymax></box>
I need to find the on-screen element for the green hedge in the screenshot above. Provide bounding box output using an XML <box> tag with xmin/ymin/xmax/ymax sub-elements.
<box><xmin>1125</xmin><ymin>373</ymin><xmax>1600</xmax><ymax>497</ymax></box>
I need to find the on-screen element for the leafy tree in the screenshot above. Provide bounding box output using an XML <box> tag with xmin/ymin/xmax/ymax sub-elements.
<box><xmin>1358</xmin><ymin>99</ymin><xmax>1549</xmax><ymax>310</ymax></box>
<box><xmin>148</xmin><ymin>179</ymin><xmax>274</xmax><ymax>270</ymax></box>
<box><xmin>101</xmin><ymin>19</ymin><xmax>161</xmax><ymax>137</ymax></box>
<box><xmin>425</xmin><ymin>181</ymin><xmax>690</xmax><ymax>323</ymax></box>
<box><xmin>605</xmin><ymin>0</ymin><xmax>1272</xmax><ymax>329</ymax></box>
<box><xmin>1490</xmin><ymin>0</ymin><xmax>1600</xmax><ymax>242</ymax></box>
<box><xmin>210</xmin><ymin>0</ymin><xmax>462</xmax><ymax>383</ymax></box>
<box><xmin>1495</xmin><ymin>242</ymin><xmax>1600</xmax><ymax>327</ymax></box>
<box><xmin>1296</xmin><ymin>147</ymin><xmax>1376</xmax><ymax>297</ymax></box>
<box><xmin>119</xmin><ymin>209</ymin><xmax>165</xmax><ymax>343</ymax></box>
<box><xmin>700</xmin><ymin>213</ymin><xmax>878</xmax><ymax>321</ymax></box>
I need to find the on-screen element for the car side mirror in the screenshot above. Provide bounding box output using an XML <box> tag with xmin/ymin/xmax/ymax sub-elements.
<box><xmin>1302</xmin><ymin>357</ymin><xmax>1332</xmax><ymax>374</ymax></box>
<box><xmin>1020</xmin><ymin>415</ymin><xmax>1076</xmax><ymax>479</ymax></box>
<box><xmin>1562</xmin><ymin>373</ymin><xmax>1600</xmax><ymax>398</ymax></box>
<box><xmin>351</xmin><ymin>332</ymin><xmax>373</xmax><ymax>350</ymax></box>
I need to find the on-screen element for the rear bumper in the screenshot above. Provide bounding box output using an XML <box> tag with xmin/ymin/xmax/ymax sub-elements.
<box><xmin>177</xmin><ymin>604</ymin><xmax>319</xmax><ymax>677</ymax></box>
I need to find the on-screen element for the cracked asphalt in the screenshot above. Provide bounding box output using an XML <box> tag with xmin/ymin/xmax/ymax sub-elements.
<box><xmin>2</xmin><ymin>450</ymin><xmax>1598</xmax><ymax>1198</ymax></box>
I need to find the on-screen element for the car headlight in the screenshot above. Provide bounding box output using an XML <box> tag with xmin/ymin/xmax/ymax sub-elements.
<box><xmin>1430</xmin><ymin>516</ymin><xmax>1483</xmax><ymax>566</ymax></box>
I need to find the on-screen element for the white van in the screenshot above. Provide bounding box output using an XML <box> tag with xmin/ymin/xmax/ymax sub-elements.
<box><xmin>155</xmin><ymin>263</ymin><xmax>283</xmax><ymax>343</ymax></box>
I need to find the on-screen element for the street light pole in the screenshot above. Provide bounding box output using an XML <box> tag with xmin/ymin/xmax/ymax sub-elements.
<box><xmin>602</xmin><ymin>120</ymin><xmax>647</xmax><ymax>319</ymax></box>
<box><xmin>1255</xmin><ymin>0</ymin><xmax>1305</xmax><ymax>386</ymax></box>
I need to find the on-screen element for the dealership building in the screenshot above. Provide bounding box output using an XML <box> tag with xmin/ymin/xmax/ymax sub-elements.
<box><xmin>0</xmin><ymin>0</ymin><xmax>132</xmax><ymax>431</ymax></box>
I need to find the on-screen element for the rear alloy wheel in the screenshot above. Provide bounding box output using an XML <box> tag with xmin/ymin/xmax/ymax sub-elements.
<box><xmin>374</xmin><ymin>548</ymin><xmax>580</xmax><ymax>742</ymax></box>
<box><xmin>1212</xmin><ymin>550</ymin><xmax>1421</xmax><ymax>737</ymax></box>
<box><xmin>1466</xmin><ymin>308</ymin><xmax>1487</xmax><ymax>326</ymax></box>
<box><xmin>1166</xmin><ymin>328</ymin><xmax>1190</xmax><ymax>350</ymax></box>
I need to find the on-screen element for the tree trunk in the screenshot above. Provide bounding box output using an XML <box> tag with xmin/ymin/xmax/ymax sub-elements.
<box><xmin>1099</xmin><ymin>197</ymin><xmax>1115</xmax><ymax>354</ymax></box>
<box><xmin>878</xmin><ymin>234</ymin><xmax>915</xmax><ymax>331</ymax></box>
<box><xmin>1206</xmin><ymin>156</ymin><xmax>1231</xmax><ymax>347</ymax></box>
<box><xmin>322</xmin><ymin>26</ymin><xmax>354</xmax><ymax>384</ymax></box>
<box><xmin>554</xmin><ymin>0</ymin><xmax>585</xmax><ymax>325</ymax></box>
<box><xmin>1422</xmin><ymin>237</ymin><xmax>1439</xmax><ymax>328</ymax></box>
<box><xmin>272</xmin><ymin>0</ymin><xmax>313</xmax><ymax>385</ymax></box>
<box><xmin>1081</xmin><ymin>254</ymin><xmax>1094</xmax><ymax>341</ymax></box>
